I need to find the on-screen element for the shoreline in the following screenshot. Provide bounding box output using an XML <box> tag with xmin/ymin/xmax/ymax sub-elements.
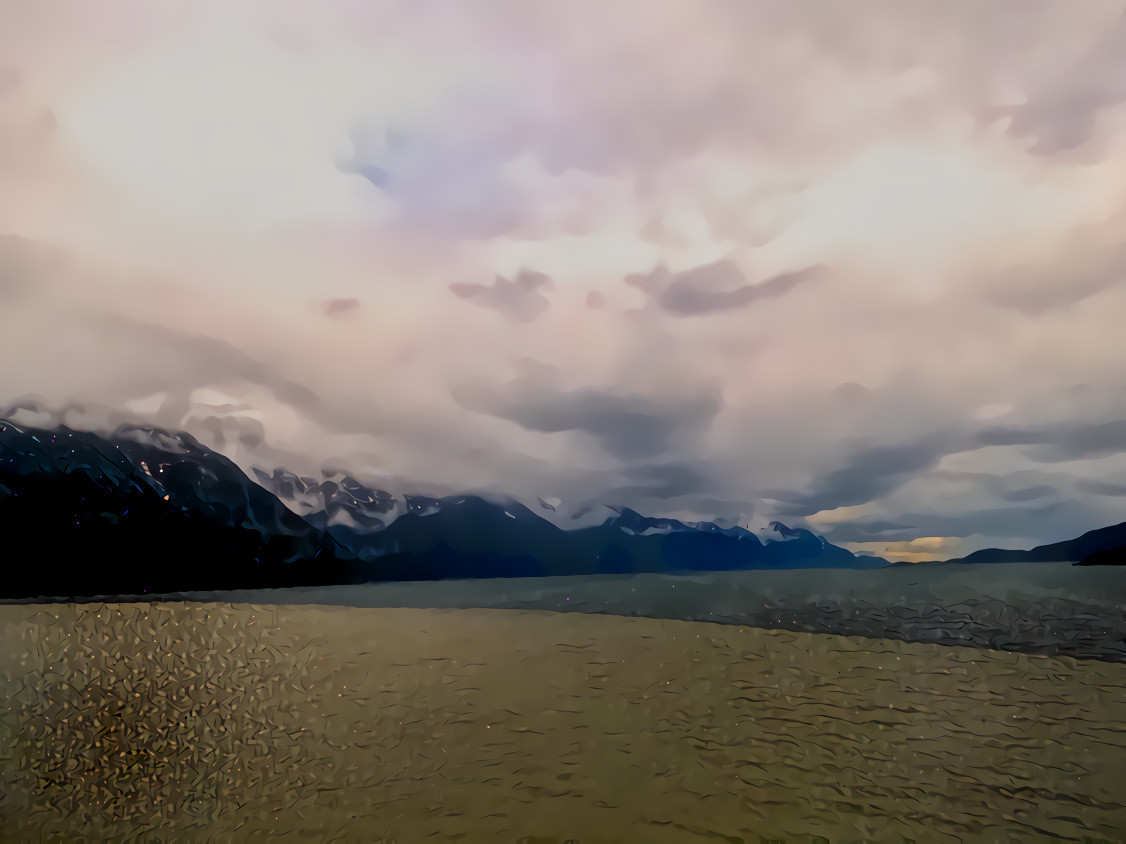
<box><xmin>8</xmin><ymin>561</ymin><xmax>1124</xmax><ymax>663</ymax></box>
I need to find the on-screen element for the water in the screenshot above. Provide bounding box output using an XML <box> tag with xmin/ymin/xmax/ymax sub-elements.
<box><xmin>2</xmin><ymin>599</ymin><xmax>1124</xmax><ymax>841</ymax></box>
<box><xmin>69</xmin><ymin>562</ymin><xmax>1126</xmax><ymax>662</ymax></box>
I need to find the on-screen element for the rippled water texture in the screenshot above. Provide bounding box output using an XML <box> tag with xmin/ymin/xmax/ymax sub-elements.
<box><xmin>2</xmin><ymin>603</ymin><xmax>1124</xmax><ymax>842</ymax></box>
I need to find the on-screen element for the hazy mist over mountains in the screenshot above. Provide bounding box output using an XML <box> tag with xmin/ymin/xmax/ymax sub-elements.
<box><xmin>0</xmin><ymin>419</ymin><xmax>892</xmax><ymax>597</ymax></box>
<box><xmin>3</xmin><ymin>416</ymin><xmax>1124</xmax><ymax>600</ymax></box>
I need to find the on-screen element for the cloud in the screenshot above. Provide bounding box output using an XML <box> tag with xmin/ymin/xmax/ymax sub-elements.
<box><xmin>768</xmin><ymin>433</ymin><xmax>966</xmax><ymax>516</ymax></box>
<box><xmin>628</xmin><ymin>260</ymin><xmax>824</xmax><ymax>317</ymax></box>
<box><xmin>927</xmin><ymin>467</ymin><xmax>1075</xmax><ymax>500</ymax></box>
<box><xmin>815</xmin><ymin>519</ymin><xmax>920</xmax><ymax>545</ymax></box>
<box><xmin>185</xmin><ymin>411</ymin><xmax>269</xmax><ymax>451</ymax></box>
<box><xmin>3</xmin><ymin>0</ymin><xmax>1126</xmax><ymax>553</ymax></box>
<box><xmin>990</xmin><ymin>22</ymin><xmax>1126</xmax><ymax>156</ymax></box>
<box><xmin>0</xmin><ymin>235</ymin><xmax>53</xmax><ymax>303</ymax></box>
<box><xmin>450</xmin><ymin>270</ymin><xmax>553</xmax><ymax>322</ymax></box>
<box><xmin>323</xmin><ymin>298</ymin><xmax>361</xmax><ymax>319</ymax></box>
<box><xmin>97</xmin><ymin>316</ymin><xmax>323</xmax><ymax>413</ymax></box>
<box><xmin>452</xmin><ymin>363</ymin><xmax>723</xmax><ymax>460</ymax></box>
<box><xmin>984</xmin><ymin>236</ymin><xmax>1126</xmax><ymax>315</ymax></box>
<box><xmin>608</xmin><ymin>462</ymin><xmax>712</xmax><ymax>500</ymax></box>
<box><xmin>342</xmin><ymin>116</ymin><xmax>529</xmax><ymax>239</ymax></box>
<box><xmin>978</xmin><ymin>419</ymin><xmax>1126</xmax><ymax>462</ymax></box>
<box><xmin>1000</xmin><ymin>484</ymin><xmax>1057</xmax><ymax>503</ymax></box>
<box><xmin>1076</xmin><ymin>479</ymin><xmax>1126</xmax><ymax>497</ymax></box>
<box><xmin>822</xmin><ymin>499</ymin><xmax>1101</xmax><ymax>555</ymax></box>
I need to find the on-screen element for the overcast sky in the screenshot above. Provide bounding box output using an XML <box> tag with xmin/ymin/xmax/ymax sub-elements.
<box><xmin>3</xmin><ymin>0</ymin><xmax>1126</xmax><ymax>560</ymax></box>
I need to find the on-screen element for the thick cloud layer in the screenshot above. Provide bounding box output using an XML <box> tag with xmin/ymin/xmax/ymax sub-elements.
<box><xmin>3</xmin><ymin>1</ymin><xmax>1126</xmax><ymax>560</ymax></box>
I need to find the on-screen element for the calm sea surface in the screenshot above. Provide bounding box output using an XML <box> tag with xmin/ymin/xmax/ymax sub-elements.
<box><xmin>2</xmin><ymin>601</ymin><xmax>1124</xmax><ymax>842</ymax></box>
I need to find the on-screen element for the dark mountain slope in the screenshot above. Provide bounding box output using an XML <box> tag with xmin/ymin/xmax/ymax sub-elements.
<box><xmin>0</xmin><ymin>419</ymin><xmax>886</xmax><ymax>598</ymax></box>
<box><xmin>1076</xmin><ymin>543</ymin><xmax>1126</xmax><ymax>566</ymax></box>
<box><xmin>0</xmin><ymin>421</ymin><xmax>353</xmax><ymax>598</ymax></box>
<box><xmin>941</xmin><ymin>522</ymin><xmax>1126</xmax><ymax>565</ymax></box>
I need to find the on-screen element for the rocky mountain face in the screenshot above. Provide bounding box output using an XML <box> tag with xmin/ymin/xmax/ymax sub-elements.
<box><xmin>2</xmin><ymin>420</ymin><xmax>890</xmax><ymax>598</ymax></box>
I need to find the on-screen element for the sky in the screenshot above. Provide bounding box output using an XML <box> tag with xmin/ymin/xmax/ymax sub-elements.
<box><xmin>2</xmin><ymin>0</ymin><xmax>1126</xmax><ymax>561</ymax></box>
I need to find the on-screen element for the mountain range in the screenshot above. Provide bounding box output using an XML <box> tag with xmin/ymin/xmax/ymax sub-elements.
<box><xmin>2</xmin><ymin>419</ymin><xmax>1122</xmax><ymax>600</ymax></box>
<box><xmin>933</xmin><ymin>522</ymin><xmax>1126</xmax><ymax>567</ymax></box>
<box><xmin>0</xmin><ymin>419</ymin><xmax>891</xmax><ymax>599</ymax></box>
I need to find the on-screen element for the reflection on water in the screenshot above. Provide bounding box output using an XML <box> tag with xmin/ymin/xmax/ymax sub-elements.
<box><xmin>1</xmin><ymin>602</ymin><xmax>1125</xmax><ymax>842</ymax></box>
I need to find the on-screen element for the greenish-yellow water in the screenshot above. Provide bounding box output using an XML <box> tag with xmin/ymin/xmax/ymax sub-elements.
<box><xmin>1</xmin><ymin>602</ymin><xmax>1124</xmax><ymax>842</ymax></box>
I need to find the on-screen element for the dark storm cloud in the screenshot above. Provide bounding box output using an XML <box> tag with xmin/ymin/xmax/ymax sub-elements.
<box><xmin>628</xmin><ymin>260</ymin><xmax>822</xmax><ymax>317</ymax></box>
<box><xmin>609</xmin><ymin>462</ymin><xmax>711</xmax><ymax>499</ymax></box>
<box><xmin>821</xmin><ymin>500</ymin><xmax>1104</xmax><ymax>554</ymax></box>
<box><xmin>1001</xmin><ymin>484</ymin><xmax>1057</xmax><ymax>503</ymax></box>
<box><xmin>809</xmin><ymin>466</ymin><xmax>1092</xmax><ymax>547</ymax></box>
<box><xmin>452</xmin><ymin>366</ymin><xmax>722</xmax><ymax>460</ymax></box>
<box><xmin>450</xmin><ymin>270</ymin><xmax>554</xmax><ymax>322</ymax></box>
<box><xmin>821</xmin><ymin>504</ymin><xmax>1069</xmax><ymax>550</ymax></box>
<box><xmin>928</xmin><ymin>469</ymin><xmax>1071</xmax><ymax>510</ymax></box>
<box><xmin>768</xmin><ymin>433</ymin><xmax>965</xmax><ymax>516</ymax></box>
<box><xmin>1076</xmin><ymin>479</ymin><xmax>1126</xmax><ymax>497</ymax></box>
<box><xmin>817</xmin><ymin>519</ymin><xmax>920</xmax><ymax>545</ymax></box>
<box><xmin>978</xmin><ymin>418</ymin><xmax>1126</xmax><ymax>462</ymax></box>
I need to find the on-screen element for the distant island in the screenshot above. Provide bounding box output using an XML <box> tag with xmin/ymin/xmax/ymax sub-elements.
<box><xmin>916</xmin><ymin>521</ymin><xmax>1126</xmax><ymax>567</ymax></box>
